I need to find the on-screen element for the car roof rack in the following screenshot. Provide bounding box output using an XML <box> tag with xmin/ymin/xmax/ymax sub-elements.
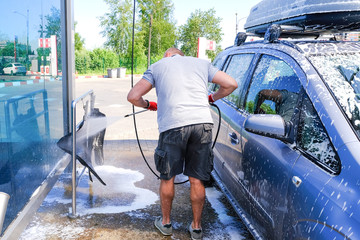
<box><xmin>233</xmin><ymin>25</ymin><xmax>308</xmax><ymax>46</ymax></box>
<box><xmin>244</xmin><ymin>0</ymin><xmax>360</xmax><ymax>37</ymax></box>
<box><xmin>232</xmin><ymin>26</ymin><xmax>306</xmax><ymax>54</ymax></box>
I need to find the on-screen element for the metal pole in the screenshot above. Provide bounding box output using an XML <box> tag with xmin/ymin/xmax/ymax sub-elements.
<box><xmin>147</xmin><ymin>14</ymin><xmax>152</xmax><ymax>69</ymax></box>
<box><xmin>70</xmin><ymin>101</ymin><xmax>77</xmax><ymax>218</ymax></box>
<box><xmin>26</xmin><ymin>9</ymin><xmax>29</xmax><ymax>69</ymax></box>
<box><xmin>68</xmin><ymin>89</ymin><xmax>94</xmax><ymax>218</ymax></box>
<box><xmin>235</xmin><ymin>13</ymin><xmax>238</xmax><ymax>35</ymax></box>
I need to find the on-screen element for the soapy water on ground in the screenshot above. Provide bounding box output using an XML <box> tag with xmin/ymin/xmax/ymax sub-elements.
<box><xmin>20</xmin><ymin>165</ymin><xmax>249</xmax><ymax>240</ymax></box>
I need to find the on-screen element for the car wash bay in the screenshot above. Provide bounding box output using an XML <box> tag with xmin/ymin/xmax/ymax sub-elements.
<box><xmin>18</xmin><ymin>76</ymin><xmax>253</xmax><ymax>240</ymax></box>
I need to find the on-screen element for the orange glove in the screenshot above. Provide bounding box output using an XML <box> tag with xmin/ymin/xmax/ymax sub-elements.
<box><xmin>145</xmin><ymin>100</ymin><xmax>157</xmax><ymax>111</ymax></box>
<box><xmin>208</xmin><ymin>94</ymin><xmax>215</xmax><ymax>103</ymax></box>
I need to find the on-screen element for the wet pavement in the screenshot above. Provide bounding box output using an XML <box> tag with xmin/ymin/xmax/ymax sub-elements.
<box><xmin>18</xmin><ymin>76</ymin><xmax>253</xmax><ymax>240</ymax></box>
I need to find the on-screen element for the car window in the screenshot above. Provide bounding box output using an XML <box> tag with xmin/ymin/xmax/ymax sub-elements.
<box><xmin>213</xmin><ymin>54</ymin><xmax>254</xmax><ymax>106</ymax></box>
<box><xmin>245</xmin><ymin>54</ymin><xmax>302</xmax><ymax>122</ymax></box>
<box><xmin>224</xmin><ymin>54</ymin><xmax>254</xmax><ymax>105</ymax></box>
<box><xmin>308</xmin><ymin>53</ymin><xmax>360</xmax><ymax>138</ymax></box>
<box><xmin>212</xmin><ymin>52</ymin><xmax>228</xmax><ymax>69</ymax></box>
<box><xmin>209</xmin><ymin>52</ymin><xmax>229</xmax><ymax>92</ymax></box>
<box><xmin>14</xmin><ymin>63</ymin><xmax>22</xmax><ymax>66</ymax></box>
<box><xmin>297</xmin><ymin>94</ymin><xmax>340</xmax><ymax>174</ymax></box>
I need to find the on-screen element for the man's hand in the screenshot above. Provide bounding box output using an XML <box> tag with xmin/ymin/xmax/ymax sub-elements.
<box><xmin>145</xmin><ymin>100</ymin><xmax>157</xmax><ymax>111</ymax></box>
<box><xmin>208</xmin><ymin>94</ymin><xmax>215</xmax><ymax>103</ymax></box>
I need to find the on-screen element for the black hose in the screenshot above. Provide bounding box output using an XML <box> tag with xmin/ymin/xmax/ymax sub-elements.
<box><xmin>131</xmin><ymin>0</ymin><xmax>161</xmax><ymax>182</ymax></box>
<box><xmin>210</xmin><ymin>103</ymin><xmax>221</xmax><ymax>149</ymax></box>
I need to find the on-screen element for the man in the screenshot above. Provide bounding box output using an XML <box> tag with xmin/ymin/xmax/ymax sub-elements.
<box><xmin>127</xmin><ymin>47</ymin><xmax>237</xmax><ymax>239</ymax></box>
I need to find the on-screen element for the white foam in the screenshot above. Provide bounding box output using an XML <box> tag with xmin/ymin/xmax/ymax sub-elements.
<box><xmin>76</xmin><ymin>165</ymin><xmax>158</xmax><ymax>215</ymax></box>
<box><xmin>205</xmin><ymin>187</ymin><xmax>246</xmax><ymax>240</ymax></box>
<box><xmin>20</xmin><ymin>217</ymin><xmax>86</xmax><ymax>240</ymax></box>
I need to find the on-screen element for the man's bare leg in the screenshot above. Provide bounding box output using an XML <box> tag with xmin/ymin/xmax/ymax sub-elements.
<box><xmin>189</xmin><ymin>176</ymin><xmax>205</xmax><ymax>229</ymax></box>
<box><xmin>160</xmin><ymin>176</ymin><xmax>175</xmax><ymax>224</ymax></box>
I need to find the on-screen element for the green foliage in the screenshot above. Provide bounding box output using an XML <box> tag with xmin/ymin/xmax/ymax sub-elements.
<box><xmin>178</xmin><ymin>8</ymin><xmax>223</xmax><ymax>59</ymax></box>
<box><xmin>138</xmin><ymin>0</ymin><xmax>177</xmax><ymax>61</ymax></box>
<box><xmin>75</xmin><ymin>22</ymin><xmax>85</xmax><ymax>51</ymax></box>
<box><xmin>38</xmin><ymin>6</ymin><xmax>62</xmax><ymax>68</ymax></box>
<box><xmin>83</xmin><ymin>1</ymin><xmax>227</xmax><ymax>73</ymax></box>
<box><xmin>0</xmin><ymin>41</ymin><xmax>27</xmax><ymax>57</ymax></box>
<box><xmin>260</xmin><ymin>103</ymin><xmax>276</xmax><ymax>114</ymax></box>
<box><xmin>121</xmin><ymin>31</ymin><xmax>147</xmax><ymax>69</ymax></box>
<box><xmin>99</xmin><ymin>0</ymin><xmax>133</xmax><ymax>55</ymax></box>
<box><xmin>246</xmin><ymin>101</ymin><xmax>255</xmax><ymax>113</ymax></box>
<box><xmin>40</xmin><ymin>7</ymin><xmax>61</xmax><ymax>39</ymax></box>
<box><xmin>75</xmin><ymin>49</ymin><xmax>90</xmax><ymax>74</ymax></box>
<box><xmin>36</xmin><ymin>47</ymin><xmax>51</xmax><ymax>66</ymax></box>
<box><xmin>89</xmin><ymin>48</ymin><xmax>118</xmax><ymax>71</ymax></box>
<box><xmin>246</xmin><ymin>101</ymin><xmax>276</xmax><ymax>114</ymax></box>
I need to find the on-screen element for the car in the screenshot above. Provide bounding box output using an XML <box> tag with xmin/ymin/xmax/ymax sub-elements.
<box><xmin>2</xmin><ymin>63</ymin><xmax>26</xmax><ymax>76</ymax></box>
<box><xmin>209</xmin><ymin>1</ymin><xmax>360</xmax><ymax>239</ymax></box>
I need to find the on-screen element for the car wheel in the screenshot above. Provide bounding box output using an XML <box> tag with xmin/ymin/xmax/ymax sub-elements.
<box><xmin>10</xmin><ymin>71</ymin><xmax>14</xmax><ymax>76</ymax></box>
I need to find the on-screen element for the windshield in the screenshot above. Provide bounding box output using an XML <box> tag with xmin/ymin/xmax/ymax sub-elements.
<box><xmin>308</xmin><ymin>53</ymin><xmax>360</xmax><ymax>138</ymax></box>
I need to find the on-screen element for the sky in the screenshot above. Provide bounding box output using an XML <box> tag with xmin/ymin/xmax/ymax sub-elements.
<box><xmin>0</xmin><ymin>0</ymin><xmax>59</xmax><ymax>52</ymax></box>
<box><xmin>74</xmin><ymin>0</ymin><xmax>262</xmax><ymax>50</ymax></box>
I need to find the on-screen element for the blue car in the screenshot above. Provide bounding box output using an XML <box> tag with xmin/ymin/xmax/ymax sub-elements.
<box><xmin>209</xmin><ymin>5</ymin><xmax>360</xmax><ymax>239</ymax></box>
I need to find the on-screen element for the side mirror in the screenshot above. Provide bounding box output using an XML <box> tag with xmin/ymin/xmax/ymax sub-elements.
<box><xmin>244</xmin><ymin>114</ymin><xmax>293</xmax><ymax>143</ymax></box>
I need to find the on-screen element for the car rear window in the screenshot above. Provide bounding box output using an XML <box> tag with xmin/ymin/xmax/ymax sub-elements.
<box><xmin>308</xmin><ymin>52</ymin><xmax>360</xmax><ymax>138</ymax></box>
<box><xmin>14</xmin><ymin>64</ymin><xmax>22</xmax><ymax>66</ymax></box>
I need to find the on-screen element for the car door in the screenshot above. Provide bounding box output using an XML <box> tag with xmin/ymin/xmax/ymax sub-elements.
<box><xmin>239</xmin><ymin>52</ymin><xmax>305</xmax><ymax>238</ymax></box>
<box><xmin>283</xmin><ymin>94</ymin><xmax>343</xmax><ymax>239</ymax></box>
<box><xmin>211</xmin><ymin>52</ymin><xmax>255</xmax><ymax>207</ymax></box>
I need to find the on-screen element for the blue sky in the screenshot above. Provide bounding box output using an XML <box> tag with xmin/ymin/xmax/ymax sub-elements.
<box><xmin>74</xmin><ymin>0</ymin><xmax>262</xmax><ymax>50</ymax></box>
<box><xmin>0</xmin><ymin>0</ymin><xmax>59</xmax><ymax>51</ymax></box>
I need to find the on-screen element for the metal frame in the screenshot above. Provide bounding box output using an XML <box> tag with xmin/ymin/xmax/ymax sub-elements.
<box><xmin>68</xmin><ymin>90</ymin><xmax>95</xmax><ymax>218</ymax></box>
<box><xmin>61</xmin><ymin>0</ymin><xmax>75</xmax><ymax>135</ymax></box>
<box><xmin>3</xmin><ymin>89</ymin><xmax>50</xmax><ymax>141</ymax></box>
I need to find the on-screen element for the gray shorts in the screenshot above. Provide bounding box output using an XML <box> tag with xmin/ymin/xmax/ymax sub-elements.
<box><xmin>154</xmin><ymin>123</ymin><xmax>214</xmax><ymax>181</ymax></box>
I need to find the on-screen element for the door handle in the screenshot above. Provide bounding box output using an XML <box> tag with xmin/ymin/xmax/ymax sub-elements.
<box><xmin>292</xmin><ymin>176</ymin><xmax>302</xmax><ymax>187</ymax></box>
<box><xmin>229</xmin><ymin>132</ymin><xmax>239</xmax><ymax>145</ymax></box>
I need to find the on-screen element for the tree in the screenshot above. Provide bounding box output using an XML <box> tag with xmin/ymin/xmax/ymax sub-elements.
<box><xmin>89</xmin><ymin>48</ymin><xmax>118</xmax><ymax>71</ymax></box>
<box><xmin>75</xmin><ymin>22</ymin><xmax>85</xmax><ymax>51</ymax></box>
<box><xmin>99</xmin><ymin>0</ymin><xmax>133</xmax><ymax>56</ymax></box>
<box><xmin>40</xmin><ymin>6</ymin><xmax>61</xmax><ymax>39</ymax></box>
<box><xmin>178</xmin><ymin>8</ymin><xmax>223</xmax><ymax>60</ymax></box>
<box><xmin>38</xmin><ymin>6</ymin><xmax>62</xmax><ymax>69</ymax></box>
<box><xmin>75</xmin><ymin>49</ymin><xmax>90</xmax><ymax>74</ymax></box>
<box><xmin>138</xmin><ymin>0</ymin><xmax>177</xmax><ymax>67</ymax></box>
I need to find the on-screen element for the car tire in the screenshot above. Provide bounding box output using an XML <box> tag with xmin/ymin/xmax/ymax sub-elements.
<box><xmin>10</xmin><ymin>71</ymin><xmax>13</xmax><ymax>76</ymax></box>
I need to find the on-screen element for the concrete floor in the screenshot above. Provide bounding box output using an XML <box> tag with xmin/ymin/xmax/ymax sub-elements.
<box><xmin>18</xmin><ymin>76</ymin><xmax>253</xmax><ymax>240</ymax></box>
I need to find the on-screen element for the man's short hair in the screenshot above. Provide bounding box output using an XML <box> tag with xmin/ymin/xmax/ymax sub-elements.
<box><xmin>164</xmin><ymin>47</ymin><xmax>185</xmax><ymax>57</ymax></box>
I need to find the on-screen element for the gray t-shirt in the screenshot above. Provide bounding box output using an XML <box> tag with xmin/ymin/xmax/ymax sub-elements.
<box><xmin>142</xmin><ymin>55</ymin><xmax>219</xmax><ymax>133</ymax></box>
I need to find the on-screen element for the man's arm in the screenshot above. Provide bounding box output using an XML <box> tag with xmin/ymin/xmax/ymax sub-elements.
<box><xmin>127</xmin><ymin>78</ymin><xmax>153</xmax><ymax>108</ymax></box>
<box><xmin>254</xmin><ymin>89</ymin><xmax>282</xmax><ymax>114</ymax></box>
<box><xmin>211</xmin><ymin>71</ymin><xmax>238</xmax><ymax>101</ymax></box>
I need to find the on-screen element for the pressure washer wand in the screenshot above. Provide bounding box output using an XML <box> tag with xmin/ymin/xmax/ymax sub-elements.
<box><xmin>124</xmin><ymin>109</ymin><xmax>148</xmax><ymax>118</ymax></box>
